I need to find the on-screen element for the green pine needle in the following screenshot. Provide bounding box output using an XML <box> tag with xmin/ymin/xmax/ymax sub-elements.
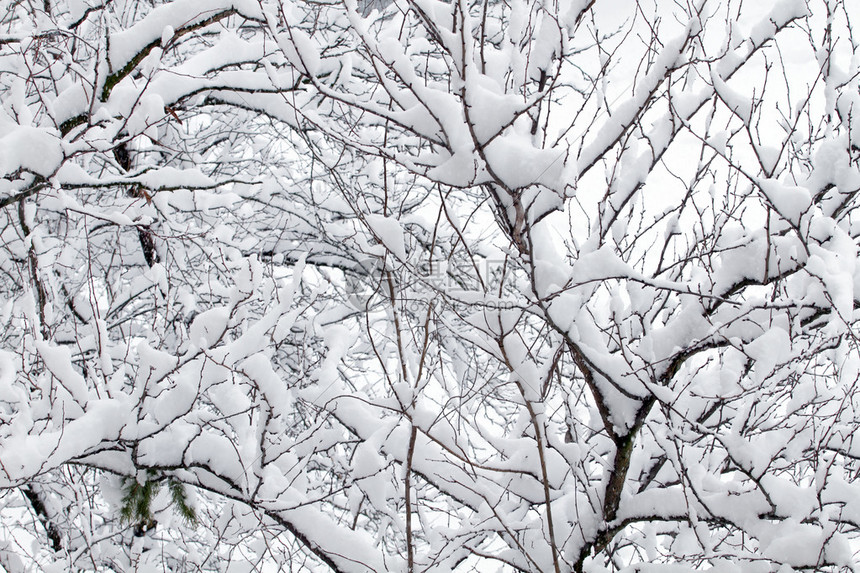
<box><xmin>119</xmin><ymin>473</ymin><xmax>197</xmax><ymax>528</ymax></box>
<box><xmin>167</xmin><ymin>478</ymin><xmax>198</xmax><ymax>525</ymax></box>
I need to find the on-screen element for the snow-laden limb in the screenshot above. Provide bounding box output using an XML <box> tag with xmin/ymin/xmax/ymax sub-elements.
<box><xmin>254</xmin><ymin>0</ymin><xmax>860</xmax><ymax>569</ymax></box>
<box><xmin>2</xmin><ymin>0</ymin><xmax>860</xmax><ymax>571</ymax></box>
<box><xmin>0</xmin><ymin>254</ymin><xmax>396</xmax><ymax>572</ymax></box>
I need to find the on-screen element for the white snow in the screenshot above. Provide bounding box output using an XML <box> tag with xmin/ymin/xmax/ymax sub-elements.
<box><xmin>189</xmin><ymin>308</ymin><xmax>230</xmax><ymax>349</ymax></box>
<box><xmin>0</xmin><ymin>127</ymin><xmax>63</xmax><ymax>177</ymax></box>
<box><xmin>365</xmin><ymin>213</ymin><xmax>407</xmax><ymax>261</ymax></box>
<box><xmin>757</xmin><ymin>178</ymin><xmax>812</xmax><ymax>224</ymax></box>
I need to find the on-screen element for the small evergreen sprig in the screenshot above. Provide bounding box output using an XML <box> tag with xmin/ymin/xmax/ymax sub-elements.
<box><xmin>166</xmin><ymin>476</ymin><xmax>198</xmax><ymax>525</ymax></box>
<box><xmin>120</xmin><ymin>471</ymin><xmax>197</xmax><ymax>533</ymax></box>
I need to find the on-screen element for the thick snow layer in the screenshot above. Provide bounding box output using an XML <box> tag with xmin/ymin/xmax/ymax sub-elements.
<box><xmin>0</xmin><ymin>399</ymin><xmax>129</xmax><ymax>481</ymax></box>
<box><xmin>757</xmin><ymin>178</ymin><xmax>812</xmax><ymax>224</ymax></box>
<box><xmin>483</xmin><ymin>136</ymin><xmax>567</xmax><ymax>191</ymax></box>
<box><xmin>108</xmin><ymin>1</ymin><xmax>261</xmax><ymax>73</ymax></box>
<box><xmin>36</xmin><ymin>342</ymin><xmax>89</xmax><ymax>406</ymax></box>
<box><xmin>711</xmin><ymin>72</ymin><xmax>752</xmax><ymax>125</ymax></box>
<box><xmin>365</xmin><ymin>214</ymin><xmax>407</xmax><ymax>261</ymax></box>
<box><xmin>0</xmin><ymin>127</ymin><xmax>63</xmax><ymax>177</ymax></box>
<box><xmin>744</xmin><ymin>326</ymin><xmax>792</xmax><ymax>382</ymax></box>
<box><xmin>189</xmin><ymin>308</ymin><xmax>230</xmax><ymax>349</ymax></box>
